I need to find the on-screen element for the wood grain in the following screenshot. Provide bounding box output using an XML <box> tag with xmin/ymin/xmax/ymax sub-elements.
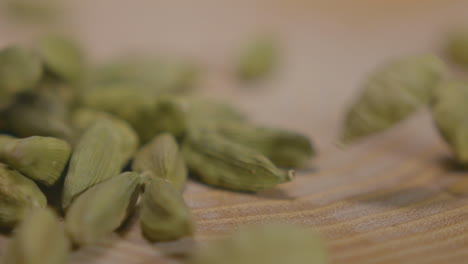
<box><xmin>2</xmin><ymin>0</ymin><xmax>468</xmax><ymax>263</ymax></box>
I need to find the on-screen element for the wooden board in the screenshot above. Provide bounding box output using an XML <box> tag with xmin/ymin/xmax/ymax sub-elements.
<box><xmin>2</xmin><ymin>0</ymin><xmax>468</xmax><ymax>263</ymax></box>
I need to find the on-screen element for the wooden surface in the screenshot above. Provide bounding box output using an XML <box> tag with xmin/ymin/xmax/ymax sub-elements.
<box><xmin>2</xmin><ymin>0</ymin><xmax>468</xmax><ymax>263</ymax></box>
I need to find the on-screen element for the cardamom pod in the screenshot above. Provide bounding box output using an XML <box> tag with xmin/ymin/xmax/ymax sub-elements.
<box><xmin>71</xmin><ymin>108</ymin><xmax>117</xmax><ymax>132</ymax></box>
<box><xmin>0</xmin><ymin>135</ymin><xmax>71</xmax><ymax>186</ymax></box>
<box><xmin>0</xmin><ymin>46</ymin><xmax>42</xmax><ymax>109</ymax></box>
<box><xmin>38</xmin><ymin>34</ymin><xmax>85</xmax><ymax>82</ymax></box>
<box><xmin>3</xmin><ymin>92</ymin><xmax>76</xmax><ymax>142</ymax></box>
<box><xmin>81</xmin><ymin>90</ymin><xmax>188</xmax><ymax>142</ymax></box>
<box><xmin>238</xmin><ymin>36</ymin><xmax>277</xmax><ymax>81</ymax></box>
<box><xmin>0</xmin><ymin>163</ymin><xmax>46</xmax><ymax>228</ymax></box>
<box><xmin>65</xmin><ymin>172</ymin><xmax>142</xmax><ymax>246</ymax></box>
<box><xmin>446</xmin><ymin>29</ymin><xmax>468</xmax><ymax>67</ymax></box>
<box><xmin>140</xmin><ymin>178</ymin><xmax>193</xmax><ymax>242</ymax></box>
<box><xmin>189</xmin><ymin>223</ymin><xmax>327</xmax><ymax>264</ymax></box>
<box><xmin>182</xmin><ymin>131</ymin><xmax>293</xmax><ymax>192</ymax></box>
<box><xmin>3</xmin><ymin>0</ymin><xmax>63</xmax><ymax>25</ymax></box>
<box><xmin>341</xmin><ymin>54</ymin><xmax>446</xmax><ymax>144</ymax></box>
<box><xmin>3</xmin><ymin>207</ymin><xmax>70</xmax><ymax>264</ymax></box>
<box><xmin>90</xmin><ymin>56</ymin><xmax>198</xmax><ymax>93</ymax></box>
<box><xmin>217</xmin><ymin>122</ymin><xmax>315</xmax><ymax>168</ymax></box>
<box><xmin>432</xmin><ymin>80</ymin><xmax>468</xmax><ymax>165</ymax></box>
<box><xmin>133</xmin><ymin>133</ymin><xmax>187</xmax><ymax>191</ymax></box>
<box><xmin>184</xmin><ymin>97</ymin><xmax>247</xmax><ymax>130</ymax></box>
<box><xmin>37</xmin><ymin>75</ymin><xmax>78</xmax><ymax>106</ymax></box>
<box><xmin>62</xmin><ymin>118</ymin><xmax>138</xmax><ymax>209</ymax></box>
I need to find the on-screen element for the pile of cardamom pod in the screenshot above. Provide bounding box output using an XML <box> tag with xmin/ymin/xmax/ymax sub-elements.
<box><xmin>340</xmin><ymin>29</ymin><xmax>468</xmax><ymax>194</ymax></box>
<box><xmin>0</xmin><ymin>35</ymin><xmax>317</xmax><ymax>263</ymax></box>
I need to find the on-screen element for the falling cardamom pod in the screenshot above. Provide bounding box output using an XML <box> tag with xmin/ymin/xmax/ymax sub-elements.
<box><xmin>238</xmin><ymin>36</ymin><xmax>277</xmax><ymax>81</ymax></box>
<box><xmin>0</xmin><ymin>45</ymin><xmax>42</xmax><ymax>109</ymax></box>
<box><xmin>341</xmin><ymin>54</ymin><xmax>446</xmax><ymax>144</ymax></box>
<box><xmin>189</xmin><ymin>223</ymin><xmax>327</xmax><ymax>264</ymax></box>
<box><xmin>217</xmin><ymin>122</ymin><xmax>315</xmax><ymax>168</ymax></box>
<box><xmin>446</xmin><ymin>29</ymin><xmax>468</xmax><ymax>67</ymax></box>
<box><xmin>182</xmin><ymin>130</ymin><xmax>293</xmax><ymax>192</ymax></box>
<box><xmin>0</xmin><ymin>163</ymin><xmax>46</xmax><ymax>228</ymax></box>
<box><xmin>432</xmin><ymin>80</ymin><xmax>468</xmax><ymax>165</ymax></box>
<box><xmin>140</xmin><ymin>178</ymin><xmax>193</xmax><ymax>242</ymax></box>
<box><xmin>65</xmin><ymin>172</ymin><xmax>142</xmax><ymax>246</ymax></box>
<box><xmin>37</xmin><ymin>34</ymin><xmax>85</xmax><ymax>82</ymax></box>
<box><xmin>133</xmin><ymin>133</ymin><xmax>187</xmax><ymax>191</ymax></box>
<box><xmin>2</xmin><ymin>207</ymin><xmax>70</xmax><ymax>264</ymax></box>
<box><xmin>2</xmin><ymin>0</ymin><xmax>63</xmax><ymax>25</ymax></box>
<box><xmin>0</xmin><ymin>135</ymin><xmax>71</xmax><ymax>186</ymax></box>
<box><xmin>62</xmin><ymin>118</ymin><xmax>138</xmax><ymax>209</ymax></box>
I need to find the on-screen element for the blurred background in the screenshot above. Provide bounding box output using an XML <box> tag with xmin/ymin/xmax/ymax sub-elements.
<box><xmin>2</xmin><ymin>0</ymin><xmax>468</xmax><ymax>152</ymax></box>
<box><xmin>3</xmin><ymin>1</ymin><xmax>468</xmax><ymax>263</ymax></box>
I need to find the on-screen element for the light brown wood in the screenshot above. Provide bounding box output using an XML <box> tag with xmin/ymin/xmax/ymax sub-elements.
<box><xmin>2</xmin><ymin>0</ymin><xmax>468</xmax><ymax>263</ymax></box>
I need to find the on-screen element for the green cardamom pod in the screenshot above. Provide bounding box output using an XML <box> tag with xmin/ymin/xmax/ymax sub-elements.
<box><xmin>71</xmin><ymin>108</ymin><xmax>117</xmax><ymax>132</ymax></box>
<box><xmin>0</xmin><ymin>135</ymin><xmax>71</xmax><ymax>186</ymax></box>
<box><xmin>140</xmin><ymin>178</ymin><xmax>193</xmax><ymax>242</ymax></box>
<box><xmin>4</xmin><ymin>93</ymin><xmax>76</xmax><ymax>143</ymax></box>
<box><xmin>0</xmin><ymin>46</ymin><xmax>42</xmax><ymax>109</ymax></box>
<box><xmin>3</xmin><ymin>0</ymin><xmax>63</xmax><ymax>25</ymax></box>
<box><xmin>446</xmin><ymin>29</ymin><xmax>468</xmax><ymax>67</ymax></box>
<box><xmin>37</xmin><ymin>34</ymin><xmax>85</xmax><ymax>82</ymax></box>
<box><xmin>3</xmin><ymin>207</ymin><xmax>70</xmax><ymax>264</ymax></box>
<box><xmin>217</xmin><ymin>122</ymin><xmax>315</xmax><ymax>168</ymax></box>
<box><xmin>133</xmin><ymin>133</ymin><xmax>187</xmax><ymax>191</ymax></box>
<box><xmin>62</xmin><ymin>119</ymin><xmax>138</xmax><ymax>209</ymax></box>
<box><xmin>238</xmin><ymin>36</ymin><xmax>277</xmax><ymax>81</ymax></box>
<box><xmin>65</xmin><ymin>172</ymin><xmax>142</xmax><ymax>246</ymax></box>
<box><xmin>341</xmin><ymin>54</ymin><xmax>446</xmax><ymax>144</ymax></box>
<box><xmin>182</xmin><ymin>131</ymin><xmax>293</xmax><ymax>192</ymax></box>
<box><xmin>90</xmin><ymin>56</ymin><xmax>198</xmax><ymax>93</ymax></box>
<box><xmin>184</xmin><ymin>97</ymin><xmax>247</xmax><ymax>129</ymax></box>
<box><xmin>432</xmin><ymin>80</ymin><xmax>468</xmax><ymax>165</ymax></box>
<box><xmin>0</xmin><ymin>163</ymin><xmax>46</xmax><ymax>228</ymax></box>
<box><xmin>81</xmin><ymin>89</ymin><xmax>188</xmax><ymax>142</ymax></box>
<box><xmin>37</xmin><ymin>75</ymin><xmax>78</xmax><ymax>106</ymax></box>
<box><xmin>189</xmin><ymin>223</ymin><xmax>327</xmax><ymax>264</ymax></box>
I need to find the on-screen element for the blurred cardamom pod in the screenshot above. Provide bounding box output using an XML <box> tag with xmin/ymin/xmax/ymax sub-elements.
<box><xmin>2</xmin><ymin>0</ymin><xmax>64</xmax><ymax>25</ymax></box>
<box><xmin>65</xmin><ymin>172</ymin><xmax>142</xmax><ymax>246</ymax></box>
<box><xmin>341</xmin><ymin>54</ymin><xmax>447</xmax><ymax>144</ymax></box>
<box><xmin>446</xmin><ymin>29</ymin><xmax>468</xmax><ymax>67</ymax></box>
<box><xmin>238</xmin><ymin>36</ymin><xmax>277</xmax><ymax>81</ymax></box>
<box><xmin>81</xmin><ymin>89</ymin><xmax>188</xmax><ymax>142</ymax></box>
<box><xmin>140</xmin><ymin>178</ymin><xmax>193</xmax><ymax>242</ymax></box>
<box><xmin>37</xmin><ymin>75</ymin><xmax>78</xmax><ymax>106</ymax></box>
<box><xmin>182</xmin><ymin>131</ymin><xmax>293</xmax><ymax>192</ymax></box>
<box><xmin>70</xmin><ymin>108</ymin><xmax>117</xmax><ymax>133</ymax></box>
<box><xmin>217</xmin><ymin>122</ymin><xmax>315</xmax><ymax>168</ymax></box>
<box><xmin>432</xmin><ymin>80</ymin><xmax>468</xmax><ymax>165</ymax></box>
<box><xmin>0</xmin><ymin>135</ymin><xmax>71</xmax><ymax>186</ymax></box>
<box><xmin>189</xmin><ymin>223</ymin><xmax>327</xmax><ymax>264</ymax></box>
<box><xmin>3</xmin><ymin>92</ymin><xmax>76</xmax><ymax>142</ymax></box>
<box><xmin>3</xmin><ymin>207</ymin><xmax>70</xmax><ymax>264</ymax></box>
<box><xmin>62</xmin><ymin>119</ymin><xmax>138</xmax><ymax>209</ymax></box>
<box><xmin>0</xmin><ymin>163</ymin><xmax>46</xmax><ymax>228</ymax></box>
<box><xmin>90</xmin><ymin>56</ymin><xmax>198</xmax><ymax>94</ymax></box>
<box><xmin>184</xmin><ymin>97</ymin><xmax>247</xmax><ymax>130</ymax></box>
<box><xmin>0</xmin><ymin>46</ymin><xmax>42</xmax><ymax>109</ymax></box>
<box><xmin>37</xmin><ymin>34</ymin><xmax>85</xmax><ymax>82</ymax></box>
<box><xmin>133</xmin><ymin>133</ymin><xmax>187</xmax><ymax>191</ymax></box>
